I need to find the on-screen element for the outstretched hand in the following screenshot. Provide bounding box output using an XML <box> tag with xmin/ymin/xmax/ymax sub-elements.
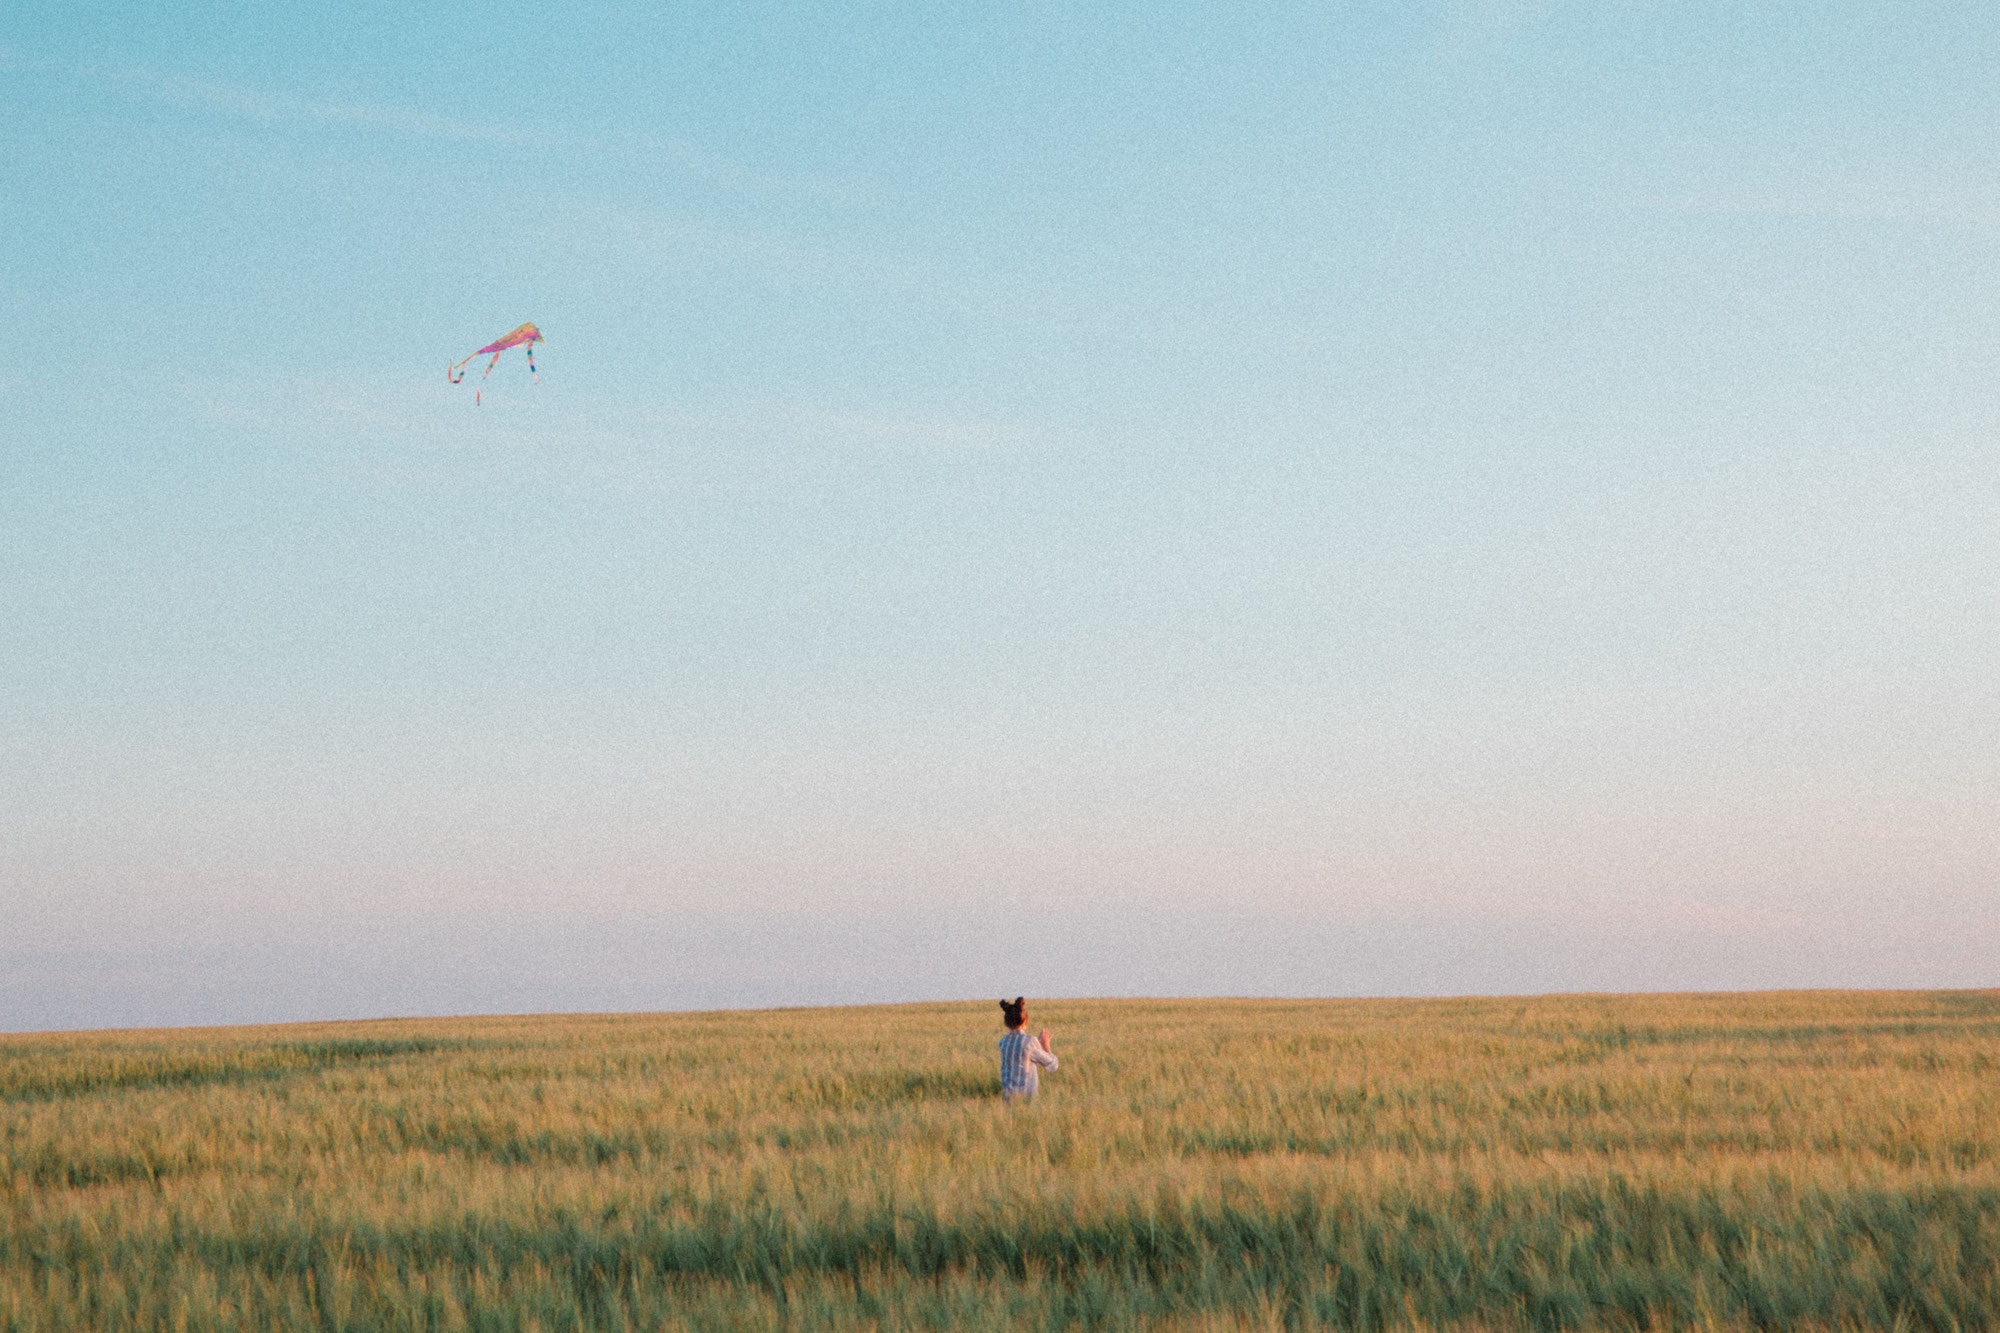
<box><xmin>1038</xmin><ymin>1028</ymin><xmax>1053</xmax><ymax>1052</ymax></box>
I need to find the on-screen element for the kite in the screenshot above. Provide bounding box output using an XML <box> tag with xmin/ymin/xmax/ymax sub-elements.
<box><xmin>448</xmin><ymin>322</ymin><xmax>542</xmax><ymax>404</ymax></box>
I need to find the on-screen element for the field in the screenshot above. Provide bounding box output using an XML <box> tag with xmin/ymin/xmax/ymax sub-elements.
<box><xmin>3</xmin><ymin>991</ymin><xmax>1997</xmax><ymax>1331</ymax></box>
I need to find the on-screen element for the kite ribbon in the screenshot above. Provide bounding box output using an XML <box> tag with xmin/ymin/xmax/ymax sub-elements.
<box><xmin>446</xmin><ymin>350</ymin><xmax>507</xmax><ymax>405</ymax></box>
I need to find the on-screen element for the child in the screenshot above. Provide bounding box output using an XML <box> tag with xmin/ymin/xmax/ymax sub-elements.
<box><xmin>998</xmin><ymin>996</ymin><xmax>1058</xmax><ymax>1101</ymax></box>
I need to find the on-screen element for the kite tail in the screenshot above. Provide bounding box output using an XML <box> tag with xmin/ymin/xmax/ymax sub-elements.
<box><xmin>526</xmin><ymin>345</ymin><xmax>539</xmax><ymax>384</ymax></box>
<box><xmin>476</xmin><ymin>349</ymin><xmax>503</xmax><ymax>405</ymax></box>
<box><xmin>448</xmin><ymin>355</ymin><xmax>473</xmax><ymax>385</ymax></box>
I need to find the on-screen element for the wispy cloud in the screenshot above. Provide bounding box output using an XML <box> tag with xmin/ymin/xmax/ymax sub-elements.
<box><xmin>97</xmin><ymin>65</ymin><xmax>549</xmax><ymax>147</ymax></box>
<box><xmin>85</xmin><ymin>62</ymin><xmax>832</xmax><ymax>200</ymax></box>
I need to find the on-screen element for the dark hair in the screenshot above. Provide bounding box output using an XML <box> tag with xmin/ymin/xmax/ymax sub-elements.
<box><xmin>1000</xmin><ymin>996</ymin><xmax>1025</xmax><ymax>1028</ymax></box>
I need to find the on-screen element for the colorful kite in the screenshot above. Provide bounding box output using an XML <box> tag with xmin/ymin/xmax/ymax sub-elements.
<box><xmin>448</xmin><ymin>322</ymin><xmax>542</xmax><ymax>404</ymax></box>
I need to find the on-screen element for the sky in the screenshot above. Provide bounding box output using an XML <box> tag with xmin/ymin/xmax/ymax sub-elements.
<box><xmin>3</xmin><ymin>2</ymin><xmax>1996</xmax><ymax>1031</ymax></box>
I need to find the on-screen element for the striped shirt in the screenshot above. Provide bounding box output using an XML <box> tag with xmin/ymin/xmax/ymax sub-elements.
<box><xmin>999</xmin><ymin>1030</ymin><xmax>1058</xmax><ymax>1100</ymax></box>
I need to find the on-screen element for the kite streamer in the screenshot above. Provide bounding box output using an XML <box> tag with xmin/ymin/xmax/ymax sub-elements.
<box><xmin>449</xmin><ymin>322</ymin><xmax>542</xmax><ymax>404</ymax></box>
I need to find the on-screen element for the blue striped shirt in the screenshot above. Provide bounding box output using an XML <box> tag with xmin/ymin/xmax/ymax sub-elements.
<box><xmin>999</xmin><ymin>1030</ymin><xmax>1058</xmax><ymax>1100</ymax></box>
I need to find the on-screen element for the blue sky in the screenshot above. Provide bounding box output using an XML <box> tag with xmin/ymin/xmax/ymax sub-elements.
<box><xmin>4</xmin><ymin>3</ymin><xmax>1996</xmax><ymax>1030</ymax></box>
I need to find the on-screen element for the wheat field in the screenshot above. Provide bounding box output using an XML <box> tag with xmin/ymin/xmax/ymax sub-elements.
<box><xmin>3</xmin><ymin>990</ymin><xmax>1996</xmax><ymax>1331</ymax></box>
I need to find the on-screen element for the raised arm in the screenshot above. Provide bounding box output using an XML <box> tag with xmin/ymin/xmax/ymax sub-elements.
<box><xmin>1031</xmin><ymin>1030</ymin><xmax>1059</xmax><ymax>1070</ymax></box>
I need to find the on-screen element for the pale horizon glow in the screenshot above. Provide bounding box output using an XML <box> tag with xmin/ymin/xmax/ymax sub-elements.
<box><xmin>3</xmin><ymin>3</ymin><xmax>1997</xmax><ymax>1031</ymax></box>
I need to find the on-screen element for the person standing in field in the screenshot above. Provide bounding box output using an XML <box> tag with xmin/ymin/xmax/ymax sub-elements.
<box><xmin>999</xmin><ymin>996</ymin><xmax>1058</xmax><ymax>1101</ymax></box>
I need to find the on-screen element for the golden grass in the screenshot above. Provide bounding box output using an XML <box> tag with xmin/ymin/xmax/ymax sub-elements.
<box><xmin>3</xmin><ymin>990</ymin><xmax>1996</xmax><ymax>1330</ymax></box>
